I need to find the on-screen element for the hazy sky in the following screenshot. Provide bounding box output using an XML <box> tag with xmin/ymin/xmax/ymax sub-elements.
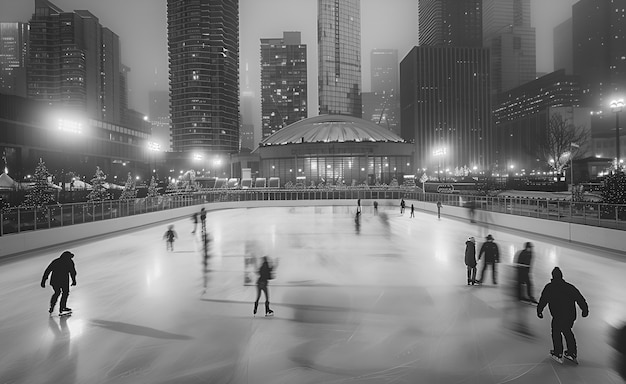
<box><xmin>2</xmin><ymin>0</ymin><xmax>577</xmax><ymax>118</ymax></box>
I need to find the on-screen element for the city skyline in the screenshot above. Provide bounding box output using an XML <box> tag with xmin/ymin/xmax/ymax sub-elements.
<box><xmin>2</xmin><ymin>0</ymin><xmax>577</xmax><ymax>117</ymax></box>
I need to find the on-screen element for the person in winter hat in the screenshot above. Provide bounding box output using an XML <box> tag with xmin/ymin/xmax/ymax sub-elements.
<box><xmin>477</xmin><ymin>234</ymin><xmax>499</xmax><ymax>284</ymax></box>
<box><xmin>537</xmin><ymin>267</ymin><xmax>589</xmax><ymax>364</ymax></box>
<box><xmin>465</xmin><ymin>237</ymin><xmax>477</xmax><ymax>285</ymax></box>
<box><xmin>41</xmin><ymin>251</ymin><xmax>77</xmax><ymax>315</ymax></box>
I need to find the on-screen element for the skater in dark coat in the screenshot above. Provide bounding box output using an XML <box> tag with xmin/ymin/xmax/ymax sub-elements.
<box><xmin>254</xmin><ymin>256</ymin><xmax>275</xmax><ymax>316</ymax></box>
<box><xmin>537</xmin><ymin>267</ymin><xmax>589</xmax><ymax>364</ymax></box>
<box><xmin>191</xmin><ymin>212</ymin><xmax>198</xmax><ymax>234</ymax></box>
<box><xmin>400</xmin><ymin>199</ymin><xmax>405</xmax><ymax>214</ymax></box>
<box><xmin>465</xmin><ymin>237</ymin><xmax>477</xmax><ymax>285</ymax></box>
<box><xmin>477</xmin><ymin>234</ymin><xmax>499</xmax><ymax>284</ymax></box>
<box><xmin>410</xmin><ymin>204</ymin><xmax>415</xmax><ymax>218</ymax></box>
<box><xmin>516</xmin><ymin>242</ymin><xmax>537</xmax><ymax>303</ymax></box>
<box><xmin>163</xmin><ymin>225</ymin><xmax>178</xmax><ymax>251</ymax></box>
<box><xmin>200</xmin><ymin>207</ymin><xmax>207</xmax><ymax>232</ymax></box>
<box><xmin>41</xmin><ymin>251</ymin><xmax>77</xmax><ymax>315</ymax></box>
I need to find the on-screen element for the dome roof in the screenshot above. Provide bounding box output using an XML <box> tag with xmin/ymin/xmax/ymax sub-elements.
<box><xmin>260</xmin><ymin>115</ymin><xmax>405</xmax><ymax>145</ymax></box>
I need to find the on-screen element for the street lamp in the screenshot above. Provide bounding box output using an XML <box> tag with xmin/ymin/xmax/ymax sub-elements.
<box><xmin>610</xmin><ymin>98</ymin><xmax>624</xmax><ymax>171</ymax></box>
<box><xmin>569</xmin><ymin>142</ymin><xmax>580</xmax><ymax>200</ymax></box>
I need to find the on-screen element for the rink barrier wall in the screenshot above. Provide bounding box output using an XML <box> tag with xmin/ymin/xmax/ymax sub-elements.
<box><xmin>1</xmin><ymin>199</ymin><xmax>624</xmax><ymax>259</ymax></box>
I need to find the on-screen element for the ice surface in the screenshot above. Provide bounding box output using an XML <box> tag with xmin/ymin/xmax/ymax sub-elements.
<box><xmin>0</xmin><ymin>205</ymin><xmax>625</xmax><ymax>383</ymax></box>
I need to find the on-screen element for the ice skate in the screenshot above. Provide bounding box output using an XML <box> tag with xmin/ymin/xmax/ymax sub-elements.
<box><xmin>59</xmin><ymin>307</ymin><xmax>72</xmax><ymax>316</ymax></box>
<box><xmin>48</xmin><ymin>306</ymin><xmax>54</xmax><ymax>314</ymax></box>
<box><xmin>265</xmin><ymin>310</ymin><xmax>274</xmax><ymax>317</ymax></box>
<box><xmin>549</xmin><ymin>350</ymin><xmax>563</xmax><ymax>364</ymax></box>
<box><xmin>564</xmin><ymin>351</ymin><xmax>578</xmax><ymax>365</ymax></box>
<box><xmin>253</xmin><ymin>303</ymin><xmax>258</xmax><ymax>317</ymax></box>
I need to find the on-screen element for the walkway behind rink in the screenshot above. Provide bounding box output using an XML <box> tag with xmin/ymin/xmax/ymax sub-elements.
<box><xmin>0</xmin><ymin>205</ymin><xmax>624</xmax><ymax>384</ymax></box>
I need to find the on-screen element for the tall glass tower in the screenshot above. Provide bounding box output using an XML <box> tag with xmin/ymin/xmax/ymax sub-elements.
<box><xmin>318</xmin><ymin>0</ymin><xmax>361</xmax><ymax>117</ymax></box>
<box><xmin>167</xmin><ymin>0</ymin><xmax>240</xmax><ymax>154</ymax></box>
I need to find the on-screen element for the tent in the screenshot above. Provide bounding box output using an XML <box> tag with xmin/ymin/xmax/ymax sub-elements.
<box><xmin>0</xmin><ymin>173</ymin><xmax>17</xmax><ymax>189</ymax></box>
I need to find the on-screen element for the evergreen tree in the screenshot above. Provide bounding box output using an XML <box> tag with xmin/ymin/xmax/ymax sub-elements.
<box><xmin>119</xmin><ymin>172</ymin><xmax>137</xmax><ymax>200</ymax></box>
<box><xmin>87</xmin><ymin>166</ymin><xmax>110</xmax><ymax>202</ymax></box>
<box><xmin>601</xmin><ymin>171</ymin><xmax>626</xmax><ymax>205</ymax></box>
<box><xmin>147</xmin><ymin>176</ymin><xmax>159</xmax><ymax>197</ymax></box>
<box><xmin>23</xmin><ymin>158</ymin><xmax>55</xmax><ymax>209</ymax></box>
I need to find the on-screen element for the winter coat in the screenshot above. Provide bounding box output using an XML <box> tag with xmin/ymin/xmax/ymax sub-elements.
<box><xmin>478</xmin><ymin>241</ymin><xmax>500</xmax><ymax>263</ymax></box>
<box><xmin>516</xmin><ymin>249</ymin><xmax>532</xmax><ymax>268</ymax></box>
<box><xmin>537</xmin><ymin>277</ymin><xmax>588</xmax><ymax>322</ymax></box>
<box><xmin>464</xmin><ymin>241</ymin><xmax>476</xmax><ymax>267</ymax></box>
<box><xmin>42</xmin><ymin>253</ymin><xmax>77</xmax><ymax>287</ymax></box>
<box><xmin>257</xmin><ymin>261</ymin><xmax>273</xmax><ymax>285</ymax></box>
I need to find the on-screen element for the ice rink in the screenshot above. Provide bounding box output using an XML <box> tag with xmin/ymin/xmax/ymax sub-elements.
<box><xmin>1</xmin><ymin>205</ymin><xmax>625</xmax><ymax>384</ymax></box>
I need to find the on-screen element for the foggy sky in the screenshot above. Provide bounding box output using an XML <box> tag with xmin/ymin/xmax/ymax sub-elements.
<box><xmin>2</xmin><ymin>0</ymin><xmax>577</xmax><ymax>119</ymax></box>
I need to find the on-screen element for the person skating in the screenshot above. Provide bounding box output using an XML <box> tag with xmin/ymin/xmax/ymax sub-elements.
<box><xmin>400</xmin><ymin>199</ymin><xmax>405</xmax><ymax>214</ymax></box>
<box><xmin>537</xmin><ymin>267</ymin><xmax>589</xmax><ymax>364</ymax></box>
<box><xmin>253</xmin><ymin>256</ymin><xmax>275</xmax><ymax>317</ymax></box>
<box><xmin>191</xmin><ymin>212</ymin><xmax>198</xmax><ymax>234</ymax></box>
<box><xmin>410</xmin><ymin>204</ymin><xmax>415</xmax><ymax>218</ymax></box>
<box><xmin>477</xmin><ymin>234</ymin><xmax>499</xmax><ymax>285</ymax></box>
<box><xmin>200</xmin><ymin>207</ymin><xmax>207</xmax><ymax>233</ymax></box>
<box><xmin>163</xmin><ymin>225</ymin><xmax>178</xmax><ymax>251</ymax></box>
<box><xmin>41</xmin><ymin>251</ymin><xmax>77</xmax><ymax>315</ymax></box>
<box><xmin>465</xmin><ymin>237</ymin><xmax>477</xmax><ymax>285</ymax></box>
<box><xmin>373</xmin><ymin>201</ymin><xmax>378</xmax><ymax>215</ymax></box>
<box><xmin>516</xmin><ymin>242</ymin><xmax>537</xmax><ymax>303</ymax></box>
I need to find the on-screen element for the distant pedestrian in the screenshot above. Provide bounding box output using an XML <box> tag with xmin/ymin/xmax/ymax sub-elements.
<box><xmin>373</xmin><ymin>201</ymin><xmax>378</xmax><ymax>215</ymax></box>
<box><xmin>163</xmin><ymin>225</ymin><xmax>178</xmax><ymax>251</ymax></box>
<box><xmin>537</xmin><ymin>267</ymin><xmax>589</xmax><ymax>364</ymax></box>
<box><xmin>400</xmin><ymin>199</ymin><xmax>406</xmax><ymax>214</ymax></box>
<box><xmin>477</xmin><ymin>234</ymin><xmax>499</xmax><ymax>285</ymax></box>
<box><xmin>465</xmin><ymin>237</ymin><xmax>477</xmax><ymax>285</ymax></box>
<box><xmin>516</xmin><ymin>242</ymin><xmax>537</xmax><ymax>303</ymax></box>
<box><xmin>41</xmin><ymin>251</ymin><xmax>77</xmax><ymax>315</ymax></box>
<box><xmin>253</xmin><ymin>256</ymin><xmax>275</xmax><ymax>317</ymax></box>
<box><xmin>200</xmin><ymin>207</ymin><xmax>207</xmax><ymax>232</ymax></box>
<box><xmin>191</xmin><ymin>212</ymin><xmax>198</xmax><ymax>234</ymax></box>
<box><xmin>410</xmin><ymin>204</ymin><xmax>415</xmax><ymax>218</ymax></box>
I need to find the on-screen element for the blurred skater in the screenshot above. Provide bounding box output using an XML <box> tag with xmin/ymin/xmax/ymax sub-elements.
<box><xmin>465</xmin><ymin>237</ymin><xmax>477</xmax><ymax>285</ymax></box>
<box><xmin>400</xmin><ymin>199</ymin><xmax>406</xmax><ymax>214</ymax></box>
<box><xmin>516</xmin><ymin>242</ymin><xmax>537</xmax><ymax>303</ymax></box>
<box><xmin>436</xmin><ymin>201</ymin><xmax>442</xmax><ymax>219</ymax></box>
<box><xmin>410</xmin><ymin>204</ymin><xmax>415</xmax><ymax>218</ymax></box>
<box><xmin>467</xmin><ymin>200</ymin><xmax>476</xmax><ymax>223</ymax></box>
<box><xmin>163</xmin><ymin>225</ymin><xmax>178</xmax><ymax>251</ymax></box>
<box><xmin>200</xmin><ymin>207</ymin><xmax>207</xmax><ymax>233</ymax></box>
<box><xmin>373</xmin><ymin>200</ymin><xmax>378</xmax><ymax>215</ymax></box>
<box><xmin>537</xmin><ymin>267</ymin><xmax>589</xmax><ymax>364</ymax></box>
<box><xmin>611</xmin><ymin>323</ymin><xmax>626</xmax><ymax>380</ymax></box>
<box><xmin>477</xmin><ymin>234</ymin><xmax>499</xmax><ymax>285</ymax></box>
<box><xmin>41</xmin><ymin>251</ymin><xmax>77</xmax><ymax>315</ymax></box>
<box><xmin>253</xmin><ymin>256</ymin><xmax>275</xmax><ymax>317</ymax></box>
<box><xmin>357</xmin><ymin>199</ymin><xmax>362</xmax><ymax>214</ymax></box>
<box><xmin>191</xmin><ymin>211</ymin><xmax>198</xmax><ymax>234</ymax></box>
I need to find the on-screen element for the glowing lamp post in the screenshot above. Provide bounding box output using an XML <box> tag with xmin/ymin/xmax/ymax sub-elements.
<box><xmin>433</xmin><ymin>147</ymin><xmax>447</xmax><ymax>182</ymax></box>
<box><xmin>610</xmin><ymin>98</ymin><xmax>624</xmax><ymax>171</ymax></box>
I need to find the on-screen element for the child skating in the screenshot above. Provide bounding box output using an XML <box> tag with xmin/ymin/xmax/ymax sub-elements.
<box><xmin>163</xmin><ymin>225</ymin><xmax>178</xmax><ymax>251</ymax></box>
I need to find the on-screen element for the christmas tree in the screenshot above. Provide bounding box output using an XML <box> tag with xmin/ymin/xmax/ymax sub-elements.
<box><xmin>119</xmin><ymin>172</ymin><xmax>137</xmax><ymax>200</ymax></box>
<box><xmin>147</xmin><ymin>176</ymin><xmax>159</xmax><ymax>197</ymax></box>
<box><xmin>23</xmin><ymin>158</ymin><xmax>55</xmax><ymax>209</ymax></box>
<box><xmin>601</xmin><ymin>171</ymin><xmax>626</xmax><ymax>205</ymax></box>
<box><xmin>87</xmin><ymin>166</ymin><xmax>110</xmax><ymax>202</ymax></box>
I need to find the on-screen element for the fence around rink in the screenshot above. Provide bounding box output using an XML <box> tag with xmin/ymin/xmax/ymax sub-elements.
<box><xmin>1</xmin><ymin>189</ymin><xmax>625</xmax><ymax>236</ymax></box>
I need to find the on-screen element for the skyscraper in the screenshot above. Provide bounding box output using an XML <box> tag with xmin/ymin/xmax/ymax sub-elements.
<box><xmin>553</xmin><ymin>18</ymin><xmax>573</xmax><ymax>75</ymax></box>
<box><xmin>573</xmin><ymin>0</ymin><xmax>626</xmax><ymax>108</ymax></box>
<box><xmin>418</xmin><ymin>0</ymin><xmax>483</xmax><ymax>47</ymax></box>
<box><xmin>483</xmin><ymin>0</ymin><xmax>536</xmax><ymax>95</ymax></box>
<box><xmin>365</xmin><ymin>49</ymin><xmax>399</xmax><ymax>135</ymax></box>
<box><xmin>318</xmin><ymin>0</ymin><xmax>361</xmax><ymax>117</ymax></box>
<box><xmin>0</xmin><ymin>22</ymin><xmax>28</xmax><ymax>97</ymax></box>
<box><xmin>167</xmin><ymin>0</ymin><xmax>240</xmax><ymax>154</ymax></box>
<box><xmin>260</xmin><ymin>31</ymin><xmax>307</xmax><ymax>140</ymax></box>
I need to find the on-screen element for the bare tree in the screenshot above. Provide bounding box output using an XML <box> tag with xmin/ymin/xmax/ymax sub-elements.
<box><xmin>536</xmin><ymin>113</ymin><xmax>589</xmax><ymax>173</ymax></box>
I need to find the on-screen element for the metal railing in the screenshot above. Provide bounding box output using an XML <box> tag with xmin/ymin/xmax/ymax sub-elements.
<box><xmin>1</xmin><ymin>189</ymin><xmax>625</xmax><ymax>236</ymax></box>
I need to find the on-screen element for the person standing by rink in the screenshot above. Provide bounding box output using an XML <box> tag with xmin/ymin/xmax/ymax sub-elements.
<box><xmin>464</xmin><ymin>237</ymin><xmax>477</xmax><ymax>285</ymax></box>
<box><xmin>400</xmin><ymin>199</ymin><xmax>406</xmax><ymax>214</ymax></box>
<box><xmin>357</xmin><ymin>199</ymin><xmax>362</xmax><ymax>214</ymax></box>
<box><xmin>537</xmin><ymin>267</ymin><xmax>589</xmax><ymax>364</ymax></box>
<box><xmin>253</xmin><ymin>256</ymin><xmax>275</xmax><ymax>317</ymax></box>
<box><xmin>41</xmin><ymin>251</ymin><xmax>77</xmax><ymax>315</ymax></box>
<box><xmin>436</xmin><ymin>201</ymin><xmax>442</xmax><ymax>219</ymax></box>
<box><xmin>410</xmin><ymin>204</ymin><xmax>415</xmax><ymax>218</ymax></box>
<box><xmin>477</xmin><ymin>234</ymin><xmax>499</xmax><ymax>285</ymax></box>
<box><xmin>163</xmin><ymin>225</ymin><xmax>178</xmax><ymax>251</ymax></box>
<box><xmin>516</xmin><ymin>242</ymin><xmax>537</xmax><ymax>303</ymax></box>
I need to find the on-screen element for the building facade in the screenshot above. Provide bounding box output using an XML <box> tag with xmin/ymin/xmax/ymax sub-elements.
<box><xmin>553</xmin><ymin>18</ymin><xmax>573</xmax><ymax>75</ymax></box>
<box><xmin>418</xmin><ymin>0</ymin><xmax>483</xmax><ymax>47</ymax></box>
<box><xmin>167</xmin><ymin>0</ymin><xmax>240</xmax><ymax>154</ymax></box>
<box><xmin>260</xmin><ymin>31</ymin><xmax>307</xmax><ymax>140</ymax></box>
<box><xmin>0</xmin><ymin>22</ymin><xmax>29</xmax><ymax>97</ymax></box>
<box><xmin>573</xmin><ymin>0</ymin><xmax>626</xmax><ymax>108</ymax></box>
<box><xmin>364</xmin><ymin>49</ymin><xmax>400</xmax><ymax>136</ymax></box>
<box><xmin>318</xmin><ymin>0</ymin><xmax>362</xmax><ymax>117</ymax></box>
<box><xmin>400</xmin><ymin>46</ymin><xmax>491</xmax><ymax>174</ymax></box>
<box><xmin>482</xmin><ymin>0</ymin><xmax>536</xmax><ymax>95</ymax></box>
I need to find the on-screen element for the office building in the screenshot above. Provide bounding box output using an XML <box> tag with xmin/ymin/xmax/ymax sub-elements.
<box><xmin>0</xmin><ymin>22</ymin><xmax>29</xmax><ymax>97</ymax></box>
<box><xmin>148</xmin><ymin>90</ymin><xmax>171</xmax><ymax>152</ymax></box>
<box><xmin>573</xmin><ymin>0</ymin><xmax>626</xmax><ymax>108</ymax></box>
<box><xmin>260</xmin><ymin>31</ymin><xmax>307</xmax><ymax>140</ymax></box>
<box><xmin>167</xmin><ymin>0</ymin><xmax>240</xmax><ymax>154</ymax></box>
<box><xmin>365</xmin><ymin>49</ymin><xmax>400</xmax><ymax>135</ymax></box>
<box><xmin>482</xmin><ymin>0</ymin><xmax>536</xmax><ymax>95</ymax></box>
<box><xmin>400</xmin><ymin>46</ymin><xmax>491</xmax><ymax>173</ymax></box>
<box><xmin>418</xmin><ymin>0</ymin><xmax>483</xmax><ymax>47</ymax></box>
<box><xmin>318</xmin><ymin>0</ymin><xmax>362</xmax><ymax>117</ymax></box>
<box><xmin>554</xmin><ymin>18</ymin><xmax>573</xmax><ymax>75</ymax></box>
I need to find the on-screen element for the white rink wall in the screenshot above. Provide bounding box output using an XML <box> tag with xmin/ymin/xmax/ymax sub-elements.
<box><xmin>1</xmin><ymin>199</ymin><xmax>624</xmax><ymax>258</ymax></box>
